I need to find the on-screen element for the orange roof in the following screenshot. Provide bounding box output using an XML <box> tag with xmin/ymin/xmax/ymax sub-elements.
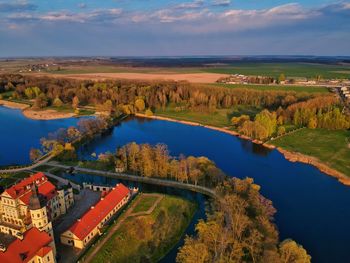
<box><xmin>4</xmin><ymin>173</ymin><xmax>56</xmax><ymax>205</ymax></box>
<box><xmin>68</xmin><ymin>184</ymin><xmax>130</xmax><ymax>240</ymax></box>
<box><xmin>0</xmin><ymin>228</ymin><xmax>53</xmax><ymax>263</ymax></box>
<box><xmin>36</xmin><ymin>246</ymin><xmax>52</xmax><ymax>257</ymax></box>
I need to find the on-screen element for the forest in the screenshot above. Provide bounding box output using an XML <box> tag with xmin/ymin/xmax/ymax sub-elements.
<box><xmin>1</xmin><ymin>74</ymin><xmax>349</xmax><ymax>142</ymax></box>
<box><xmin>177</xmin><ymin>178</ymin><xmax>311</xmax><ymax>263</ymax></box>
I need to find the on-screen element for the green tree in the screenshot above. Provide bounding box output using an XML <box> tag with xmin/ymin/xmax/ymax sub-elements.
<box><xmin>278</xmin><ymin>73</ymin><xmax>286</xmax><ymax>83</ymax></box>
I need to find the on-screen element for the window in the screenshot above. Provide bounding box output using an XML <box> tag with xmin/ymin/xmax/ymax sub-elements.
<box><xmin>47</xmin><ymin>255</ymin><xmax>50</xmax><ymax>261</ymax></box>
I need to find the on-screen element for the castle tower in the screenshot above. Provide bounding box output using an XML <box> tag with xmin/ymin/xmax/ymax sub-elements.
<box><xmin>29</xmin><ymin>184</ymin><xmax>56</xmax><ymax>254</ymax></box>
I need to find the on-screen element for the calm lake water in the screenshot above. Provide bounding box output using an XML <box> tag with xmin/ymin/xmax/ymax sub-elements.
<box><xmin>79</xmin><ymin>117</ymin><xmax>350</xmax><ymax>263</ymax></box>
<box><xmin>1</xmin><ymin>108</ymin><xmax>350</xmax><ymax>262</ymax></box>
<box><xmin>0</xmin><ymin>106</ymin><xmax>82</xmax><ymax>166</ymax></box>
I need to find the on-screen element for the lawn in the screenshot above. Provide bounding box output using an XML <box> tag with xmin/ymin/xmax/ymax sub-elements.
<box><xmin>91</xmin><ymin>195</ymin><xmax>197</xmax><ymax>263</ymax></box>
<box><xmin>209</xmin><ymin>83</ymin><xmax>330</xmax><ymax>94</ymax></box>
<box><xmin>202</xmin><ymin>62</ymin><xmax>350</xmax><ymax>79</ymax></box>
<box><xmin>155</xmin><ymin>107</ymin><xmax>232</xmax><ymax>127</ymax></box>
<box><xmin>131</xmin><ymin>195</ymin><xmax>160</xmax><ymax>213</ymax></box>
<box><xmin>155</xmin><ymin>104</ymin><xmax>261</xmax><ymax>127</ymax></box>
<box><xmin>272</xmin><ymin>129</ymin><xmax>350</xmax><ymax>176</ymax></box>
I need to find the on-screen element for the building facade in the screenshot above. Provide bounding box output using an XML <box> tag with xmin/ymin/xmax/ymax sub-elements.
<box><xmin>0</xmin><ymin>172</ymin><xmax>74</xmax><ymax>241</ymax></box>
<box><xmin>60</xmin><ymin>183</ymin><xmax>130</xmax><ymax>249</ymax></box>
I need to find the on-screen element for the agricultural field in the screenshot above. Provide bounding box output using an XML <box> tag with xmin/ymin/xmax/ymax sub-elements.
<box><xmin>209</xmin><ymin>83</ymin><xmax>330</xmax><ymax>94</ymax></box>
<box><xmin>91</xmin><ymin>195</ymin><xmax>197</xmax><ymax>263</ymax></box>
<box><xmin>202</xmin><ymin>62</ymin><xmax>350</xmax><ymax>79</ymax></box>
<box><xmin>272</xmin><ymin>128</ymin><xmax>350</xmax><ymax>176</ymax></box>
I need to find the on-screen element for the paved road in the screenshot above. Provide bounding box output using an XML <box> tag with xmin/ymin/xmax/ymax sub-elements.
<box><xmin>46</xmin><ymin>162</ymin><xmax>217</xmax><ymax>198</ymax></box>
<box><xmin>0</xmin><ymin>154</ymin><xmax>53</xmax><ymax>174</ymax></box>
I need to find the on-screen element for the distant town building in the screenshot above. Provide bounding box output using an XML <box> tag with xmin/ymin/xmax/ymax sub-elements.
<box><xmin>60</xmin><ymin>183</ymin><xmax>130</xmax><ymax>249</ymax></box>
<box><xmin>0</xmin><ymin>172</ymin><xmax>74</xmax><ymax>247</ymax></box>
<box><xmin>0</xmin><ymin>227</ymin><xmax>56</xmax><ymax>263</ymax></box>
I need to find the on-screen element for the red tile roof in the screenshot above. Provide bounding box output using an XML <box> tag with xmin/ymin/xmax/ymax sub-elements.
<box><xmin>0</xmin><ymin>228</ymin><xmax>53</xmax><ymax>263</ymax></box>
<box><xmin>4</xmin><ymin>173</ymin><xmax>56</xmax><ymax>205</ymax></box>
<box><xmin>36</xmin><ymin>246</ymin><xmax>52</xmax><ymax>257</ymax></box>
<box><xmin>68</xmin><ymin>184</ymin><xmax>130</xmax><ymax>240</ymax></box>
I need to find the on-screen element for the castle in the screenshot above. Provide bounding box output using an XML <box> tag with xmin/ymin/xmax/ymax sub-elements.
<box><xmin>0</xmin><ymin>172</ymin><xmax>74</xmax><ymax>261</ymax></box>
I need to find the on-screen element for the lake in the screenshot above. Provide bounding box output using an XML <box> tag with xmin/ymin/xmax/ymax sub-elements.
<box><xmin>79</xmin><ymin>117</ymin><xmax>350</xmax><ymax>263</ymax></box>
<box><xmin>0</xmin><ymin>106</ymin><xmax>82</xmax><ymax>166</ymax></box>
<box><xmin>1</xmin><ymin>108</ymin><xmax>350</xmax><ymax>262</ymax></box>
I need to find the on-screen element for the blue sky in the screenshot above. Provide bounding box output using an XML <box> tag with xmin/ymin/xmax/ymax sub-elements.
<box><xmin>0</xmin><ymin>0</ymin><xmax>349</xmax><ymax>57</ymax></box>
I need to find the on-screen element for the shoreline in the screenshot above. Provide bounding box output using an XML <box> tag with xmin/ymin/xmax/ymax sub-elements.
<box><xmin>135</xmin><ymin>113</ymin><xmax>350</xmax><ymax>186</ymax></box>
<box><xmin>0</xmin><ymin>99</ymin><xmax>30</xmax><ymax>110</ymax></box>
<box><xmin>22</xmin><ymin>108</ymin><xmax>76</xmax><ymax>120</ymax></box>
<box><xmin>0</xmin><ymin>99</ymin><xmax>77</xmax><ymax>120</ymax></box>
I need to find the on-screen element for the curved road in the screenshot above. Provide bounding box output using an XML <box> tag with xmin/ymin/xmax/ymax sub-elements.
<box><xmin>0</xmin><ymin>154</ymin><xmax>54</xmax><ymax>174</ymax></box>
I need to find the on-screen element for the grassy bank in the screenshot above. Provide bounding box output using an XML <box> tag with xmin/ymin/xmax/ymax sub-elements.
<box><xmin>91</xmin><ymin>195</ymin><xmax>197</xmax><ymax>263</ymax></box>
<box><xmin>271</xmin><ymin>129</ymin><xmax>350</xmax><ymax>176</ymax></box>
<box><xmin>155</xmin><ymin>105</ymin><xmax>261</xmax><ymax>127</ymax></box>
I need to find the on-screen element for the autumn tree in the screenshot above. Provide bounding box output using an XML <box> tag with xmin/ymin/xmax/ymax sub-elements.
<box><xmin>29</xmin><ymin>148</ymin><xmax>43</xmax><ymax>162</ymax></box>
<box><xmin>279</xmin><ymin>239</ymin><xmax>311</xmax><ymax>263</ymax></box>
<box><xmin>72</xmin><ymin>96</ymin><xmax>80</xmax><ymax>109</ymax></box>
<box><xmin>135</xmin><ymin>98</ymin><xmax>146</xmax><ymax>112</ymax></box>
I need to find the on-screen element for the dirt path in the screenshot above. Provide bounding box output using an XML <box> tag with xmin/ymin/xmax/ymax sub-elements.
<box><xmin>82</xmin><ymin>193</ymin><xmax>163</xmax><ymax>263</ymax></box>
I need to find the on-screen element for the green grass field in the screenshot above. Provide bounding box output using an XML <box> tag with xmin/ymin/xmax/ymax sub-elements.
<box><xmin>209</xmin><ymin>83</ymin><xmax>330</xmax><ymax>94</ymax></box>
<box><xmin>155</xmin><ymin>107</ymin><xmax>231</xmax><ymax>127</ymax></box>
<box><xmin>155</xmin><ymin>104</ymin><xmax>261</xmax><ymax>127</ymax></box>
<box><xmin>132</xmin><ymin>195</ymin><xmax>160</xmax><ymax>213</ymax></box>
<box><xmin>202</xmin><ymin>62</ymin><xmax>350</xmax><ymax>79</ymax></box>
<box><xmin>272</xmin><ymin>129</ymin><xmax>350</xmax><ymax>176</ymax></box>
<box><xmin>91</xmin><ymin>195</ymin><xmax>197</xmax><ymax>263</ymax></box>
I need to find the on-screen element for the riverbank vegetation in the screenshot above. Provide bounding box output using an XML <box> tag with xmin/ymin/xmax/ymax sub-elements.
<box><xmin>1</xmin><ymin>74</ymin><xmax>349</xmax><ymax>177</ymax></box>
<box><xmin>91</xmin><ymin>195</ymin><xmax>197</xmax><ymax>263</ymax></box>
<box><xmin>177</xmin><ymin>178</ymin><xmax>311</xmax><ymax>263</ymax></box>
<box><xmin>30</xmin><ymin>116</ymin><xmax>117</xmax><ymax>163</ymax></box>
<box><xmin>83</xmin><ymin>142</ymin><xmax>225</xmax><ymax>188</ymax></box>
<box><xmin>272</xmin><ymin>129</ymin><xmax>350</xmax><ymax>176</ymax></box>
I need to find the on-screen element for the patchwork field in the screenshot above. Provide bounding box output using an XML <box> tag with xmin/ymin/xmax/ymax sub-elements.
<box><xmin>203</xmin><ymin>62</ymin><xmax>350</xmax><ymax>79</ymax></box>
<box><xmin>46</xmin><ymin>72</ymin><xmax>228</xmax><ymax>83</ymax></box>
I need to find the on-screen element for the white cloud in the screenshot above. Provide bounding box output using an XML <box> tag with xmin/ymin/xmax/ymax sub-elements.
<box><xmin>173</xmin><ymin>0</ymin><xmax>204</xmax><ymax>10</ymax></box>
<box><xmin>211</xmin><ymin>0</ymin><xmax>231</xmax><ymax>7</ymax></box>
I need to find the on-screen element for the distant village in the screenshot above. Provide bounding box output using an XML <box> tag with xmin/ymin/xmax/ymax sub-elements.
<box><xmin>217</xmin><ymin>73</ymin><xmax>350</xmax><ymax>86</ymax></box>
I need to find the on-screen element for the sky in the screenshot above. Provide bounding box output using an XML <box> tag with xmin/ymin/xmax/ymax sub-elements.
<box><xmin>0</xmin><ymin>0</ymin><xmax>349</xmax><ymax>57</ymax></box>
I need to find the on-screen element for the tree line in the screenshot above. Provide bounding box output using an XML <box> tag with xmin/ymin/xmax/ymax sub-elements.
<box><xmin>232</xmin><ymin>95</ymin><xmax>349</xmax><ymax>140</ymax></box>
<box><xmin>177</xmin><ymin>178</ymin><xmax>311</xmax><ymax>263</ymax></box>
<box><xmin>1</xmin><ymin>74</ymin><xmax>316</xmax><ymax>113</ymax></box>
<box><xmin>94</xmin><ymin>142</ymin><xmax>225</xmax><ymax>188</ymax></box>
